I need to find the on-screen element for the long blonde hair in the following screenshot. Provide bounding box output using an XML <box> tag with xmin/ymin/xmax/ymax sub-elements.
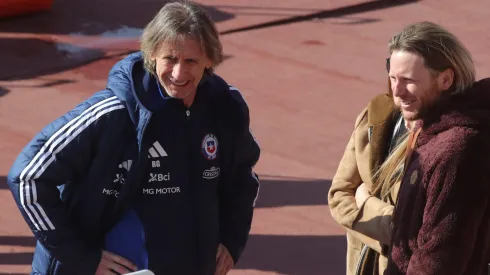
<box><xmin>388</xmin><ymin>21</ymin><xmax>475</xmax><ymax>95</ymax></box>
<box><xmin>371</xmin><ymin>77</ymin><xmax>410</xmax><ymax>199</ymax></box>
<box><xmin>372</xmin><ymin>130</ymin><xmax>409</xmax><ymax>200</ymax></box>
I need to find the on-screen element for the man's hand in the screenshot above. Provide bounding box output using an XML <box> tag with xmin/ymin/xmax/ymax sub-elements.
<box><xmin>215</xmin><ymin>244</ymin><xmax>234</xmax><ymax>275</ymax></box>
<box><xmin>95</xmin><ymin>250</ymin><xmax>137</xmax><ymax>275</ymax></box>
<box><xmin>355</xmin><ymin>183</ymin><xmax>372</xmax><ymax>209</ymax></box>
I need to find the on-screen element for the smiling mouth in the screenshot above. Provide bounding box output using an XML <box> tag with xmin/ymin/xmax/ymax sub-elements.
<box><xmin>168</xmin><ymin>77</ymin><xmax>189</xmax><ymax>87</ymax></box>
<box><xmin>401</xmin><ymin>100</ymin><xmax>415</xmax><ymax>107</ymax></box>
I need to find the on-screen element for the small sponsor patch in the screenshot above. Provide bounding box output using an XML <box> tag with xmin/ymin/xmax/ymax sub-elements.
<box><xmin>142</xmin><ymin>187</ymin><xmax>181</xmax><ymax>195</ymax></box>
<box><xmin>202</xmin><ymin>134</ymin><xmax>218</xmax><ymax>160</ymax></box>
<box><xmin>203</xmin><ymin>167</ymin><xmax>220</xmax><ymax>180</ymax></box>
<box><xmin>149</xmin><ymin>173</ymin><xmax>171</xmax><ymax>182</ymax></box>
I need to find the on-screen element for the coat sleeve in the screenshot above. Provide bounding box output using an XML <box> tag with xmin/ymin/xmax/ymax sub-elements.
<box><xmin>219</xmin><ymin>85</ymin><xmax>260</xmax><ymax>264</ymax></box>
<box><xmin>406</xmin><ymin>132</ymin><xmax>490</xmax><ymax>275</ymax></box>
<box><xmin>328</xmin><ymin>108</ymin><xmax>393</xmax><ymax>253</ymax></box>
<box><xmin>353</xmin><ymin>196</ymin><xmax>394</xmax><ymax>247</ymax></box>
<box><xmin>328</xmin><ymin>108</ymin><xmax>368</xmax><ymax>228</ymax></box>
<box><xmin>7</xmin><ymin>91</ymin><xmax>125</xmax><ymax>273</ymax></box>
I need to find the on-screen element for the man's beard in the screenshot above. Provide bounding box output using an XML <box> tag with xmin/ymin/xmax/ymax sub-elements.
<box><xmin>400</xmin><ymin>82</ymin><xmax>441</xmax><ymax>121</ymax></box>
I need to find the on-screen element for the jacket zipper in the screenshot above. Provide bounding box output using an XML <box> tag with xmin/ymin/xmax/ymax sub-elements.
<box><xmin>355</xmin><ymin>245</ymin><xmax>369</xmax><ymax>275</ymax></box>
<box><xmin>185</xmin><ymin>107</ymin><xmax>199</xmax><ymax>271</ymax></box>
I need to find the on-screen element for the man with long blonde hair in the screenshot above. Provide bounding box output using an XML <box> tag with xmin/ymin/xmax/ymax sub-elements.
<box><xmin>374</xmin><ymin>21</ymin><xmax>490</xmax><ymax>275</ymax></box>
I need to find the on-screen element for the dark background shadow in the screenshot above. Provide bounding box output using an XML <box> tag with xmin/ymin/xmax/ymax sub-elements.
<box><xmin>0</xmin><ymin>236</ymin><xmax>35</xmax><ymax>247</ymax></box>
<box><xmin>0</xmin><ymin>176</ymin><xmax>7</xmax><ymax>190</ymax></box>
<box><xmin>0</xmin><ymin>86</ymin><xmax>9</xmax><ymax>97</ymax></box>
<box><xmin>237</xmin><ymin>234</ymin><xmax>346</xmax><ymax>275</ymax></box>
<box><xmin>236</xmin><ymin>177</ymin><xmax>344</xmax><ymax>274</ymax></box>
<box><xmin>0</xmin><ymin>236</ymin><xmax>35</xmax><ymax>266</ymax></box>
<box><xmin>0</xmin><ymin>252</ymin><xmax>34</xmax><ymax>265</ymax></box>
<box><xmin>255</xmin><ymin>176</ymin><xmax>331</xmax><ymax>208</ymax></box>
<box><xmin>0</xmin><ymin>38</ymin><xmax>105</xmax><ymax>81</ymax></box>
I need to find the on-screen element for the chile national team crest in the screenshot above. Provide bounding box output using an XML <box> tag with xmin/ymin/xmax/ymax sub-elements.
<box><xmin>202</xmin><ymin>134</ymin><xmax>218</xmax><ymax>160</ymax></box>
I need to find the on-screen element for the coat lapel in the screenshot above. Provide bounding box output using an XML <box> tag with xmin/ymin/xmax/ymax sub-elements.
<box><xmin>367</xmin><ymin>94</ymin><xmax>398</xmax><ymax>180</ymax></box>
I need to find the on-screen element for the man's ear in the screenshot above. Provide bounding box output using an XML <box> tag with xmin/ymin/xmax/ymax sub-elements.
<box><xmin>438</xmin><ymin>68</ymin><xmax>454</xmax><ymax>91</ymax></box>
<box><xmin>205</xmin><ymin>59</ymin><xmax>213</xmax><ymax>70</ymax></box>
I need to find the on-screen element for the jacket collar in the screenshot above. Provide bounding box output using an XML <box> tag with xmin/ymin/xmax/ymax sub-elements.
<box><xmin>367</xmin><ymin>93</ymin><xmax>399</xmax><ymax>178</ymax></box>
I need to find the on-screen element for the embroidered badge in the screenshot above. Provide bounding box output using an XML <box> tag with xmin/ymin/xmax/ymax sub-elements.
<box><xmin>203</xmin><ymin>167</ymin><xmax>220</xmax><ymax>179</ymax></box>
<box><xmin>202</xmin><ymin>134</ymin><xmax>218</xmax><ymax>160</ymax></box>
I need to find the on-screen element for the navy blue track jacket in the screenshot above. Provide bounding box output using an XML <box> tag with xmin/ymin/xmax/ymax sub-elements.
<box><xmin>7</xmin><ymin>52</ymin><xmax>260</xmax><ymax>274</ymax></box>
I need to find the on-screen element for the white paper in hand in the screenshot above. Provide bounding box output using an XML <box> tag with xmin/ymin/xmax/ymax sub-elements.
<box><xmin>126</xmin><ymin>270</ymin><xmax>155</xmax><ymax>275</ymax></box>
